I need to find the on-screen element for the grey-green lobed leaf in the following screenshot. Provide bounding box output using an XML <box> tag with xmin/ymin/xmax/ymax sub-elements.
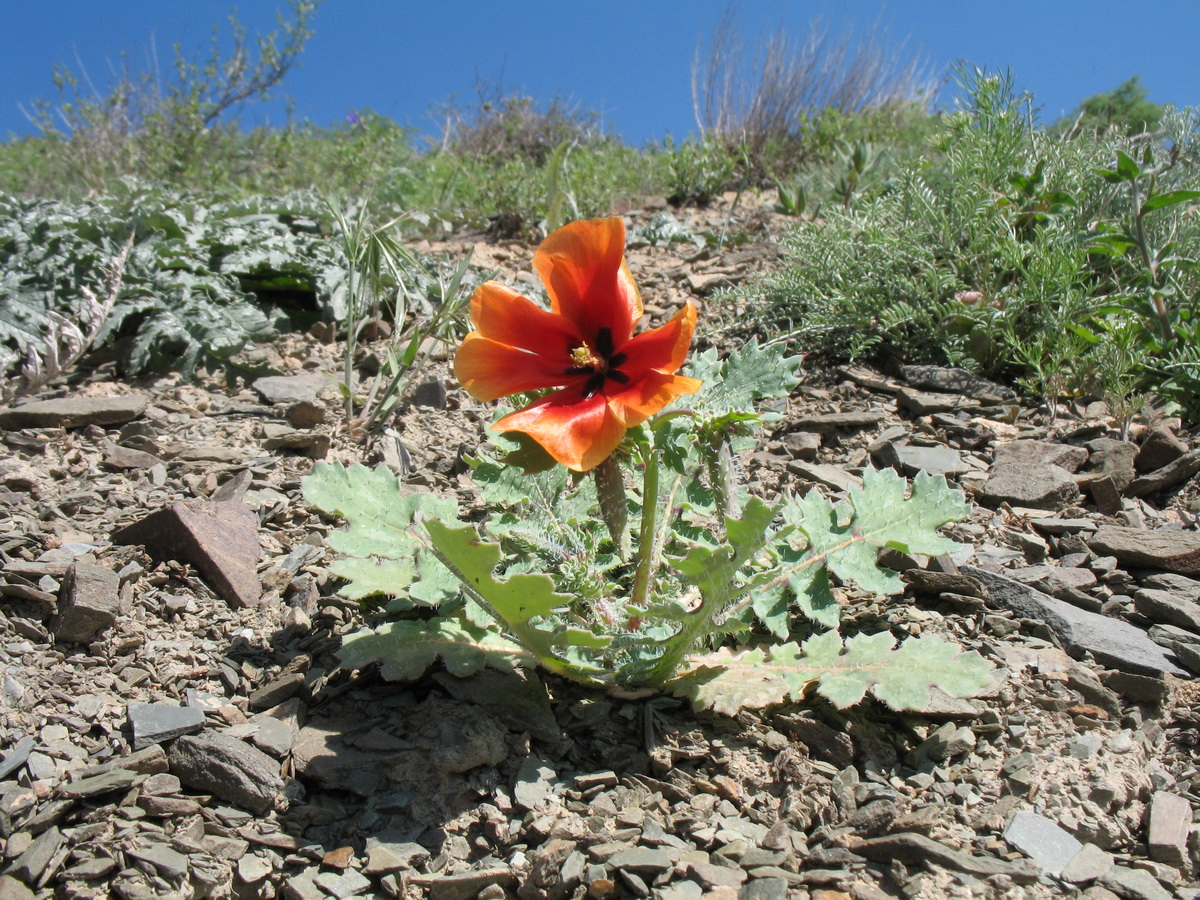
<box><xmin>302</xmin><ymin>462</ymin><xmax>460</xmax><ymax>604</ymax></box>
<box><xmin>667</xmin><ymin>631</ymin><xmax>991</xmax><ymax>716</ymax></box>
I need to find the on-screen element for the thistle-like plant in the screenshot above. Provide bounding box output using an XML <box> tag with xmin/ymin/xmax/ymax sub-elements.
<box><xmin>305</xmin><ymin>217</ymin><xmax>991</xmax><ymax>714</ymax></box>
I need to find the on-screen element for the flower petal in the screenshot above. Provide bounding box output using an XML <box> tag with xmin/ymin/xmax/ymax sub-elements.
<box><xmin>534</xmin><ymin>217</ymin><xmax>643</xmax><ymax>347</ymax></box>
<box><xmin>606</xmin><ymin>371</ymin><xmax>702</xmax><ymax>428</ymax></box>
<box><xmin>455</xmin><ymin>333</ymin><xmax>575</xmax><ymax>402</ymax></box>
<box><xmin>494</xmin><ymin>386</ymin><xmax>627</xmax><ymax>472</ymax></box>
<box><xmin>618</xmin><ymin>301</ymin><xmax>697</xmax><ymax>377</ymax></box>
<box><xmin>469</xmin><ymin>281</ymin><xmax>581</xmax><ymax>354</ymax></box>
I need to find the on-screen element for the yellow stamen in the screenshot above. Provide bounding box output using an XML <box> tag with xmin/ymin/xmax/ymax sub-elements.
<box><xmin>571</xmin><ymin>344</ymin><xmax>602</xmax><ymax>368</ymax></box>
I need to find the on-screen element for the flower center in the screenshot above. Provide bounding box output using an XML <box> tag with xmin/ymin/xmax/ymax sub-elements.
<box><xmin>564</xmin><ymin>327</ymin><xmax>631</xmax><ymax>397</ymax></box>
<box><xmin>570</xmin><ymin>344</ymin><xmax>603</xmax><ymax>370</ymax></box>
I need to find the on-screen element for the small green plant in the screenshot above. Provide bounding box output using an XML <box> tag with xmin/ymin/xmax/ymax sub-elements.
<box><xmin>666</xmin><ymin>138</ymin><xmax>737</xmax><ymax>207</ymax></box>
<box><xmin>731</xmin><ymin>68</ymin><xmax>1200</xmax><ymax>422</ymax></box>
<box><xmin>305</xmin><ymin>218</ymin><xmax>990</xmax><ymax>715</ymax></box>
<box><xmin>325</xmin><ymin>197</ymin><xmax>473</xmax><ymax>430</ymax></box>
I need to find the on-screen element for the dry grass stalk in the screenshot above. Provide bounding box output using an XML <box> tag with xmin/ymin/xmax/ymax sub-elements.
<box><xmin>693</xmin><ymin>9</ymin><xmax>937</xmax><ymax>159</ymax></box>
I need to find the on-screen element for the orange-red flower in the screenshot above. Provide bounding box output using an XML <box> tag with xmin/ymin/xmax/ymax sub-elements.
<box><xmin>455</xmin><ymin>217</ymin><xmax>700</xmax><ymax>472</ymax></box>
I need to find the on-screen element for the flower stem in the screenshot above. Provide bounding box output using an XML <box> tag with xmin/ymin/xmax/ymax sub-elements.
<box><xmin>630</xmin><ymin>444</ymin><xmax>661</xmax><ymax>611</ymax></box>
<box><xmin>594</xmin><ymin>455</ymin><xmax>629</xmax><ymax>561</ymax></box>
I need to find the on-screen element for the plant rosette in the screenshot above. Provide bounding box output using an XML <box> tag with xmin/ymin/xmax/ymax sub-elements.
<box><xmin>304</xmin><ymin>216</ymin><xmax>992</xmax><ymax>715</ymax></box>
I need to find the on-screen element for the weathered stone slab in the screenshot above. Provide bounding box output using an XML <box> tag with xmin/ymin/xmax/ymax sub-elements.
<box><xmin>1134</xmin><ymin>589</ymin><xmax>1200</xmax><ymax>633</ymax></box>
<box><xmin>1088</xmin><ymin>525</ymin><xmax>1200</xmax><ymax>575</ymax></box>
<box><xmin>1135</xmin><ymin>425</ymin><xmax>1189</xmax><ymax>473</ymax></box>
<box><xmin>994</xmin><ymin>440</ymin><xmax>1089</xmax><ymax>473</ymax></box>
<box><xmin>51</xmin><ymin>562</ymin><xmax>119</xmax><ymax>643</ymax></box>
<box><xmin>113</xmin><ymin>499</ymin><xmax>261</xmax><ymax>607</ymax></box>
<box><xmin>964</xmin><ymin>566</ymin><xmax>1190</xmax><ymax>677</ymax></box>
<box><xmin>0</xmin><ymin>393</ymin><xmax>147</xmax><ymax>429</ymax></box>
<box><xmin>252</xmin><ymin>373</ymin><xmax>334</xmax><ymax>405</ymax></box>
<box><xmin>785</xmin><ymin>460</ymin><xmax>862</xmax><ymax>493</ymax></box>
<box><xmin>791</xmin><ymin>411</ymin><xmax>887</xmax><ymax>432</ymax></box>
<box><xmin>899</xmin><ymin>364</ymin><xmax>1016</xmax><ymax>401</ymax></box>
<box><xmin>1003</xmin><ymin>810</ymin><xmax>1081</xmax><ymax>876</ymax></box>
<box><xmin>896</xmin><ymin>388</ymin><xmax>975</xmax><ymax>416</ymax></box>
<box><xmin>168</xmin><ymin>731</ymin><xmax>283</xmax><ymax>815</ymax></box>
<box><xmin>1148</xmin><ymin>790</ymin><xmax>1191</xmax><ymax>868</ymax></box>
<box><xmin>1128</xmin><ymin>448</ymin><xmax>1200</xmax><ymax>496</ymax></box>
<box><xmin>891</xmin><ymin>445</ymin><xmax>968</xmax><ymax>477</ymax></box>
<box><xmin>977</xmin><ymin>464</ymin><xmax>1080</xmax><ymax>510</ymax></box>
<box><xmin>128</xmin><ymin>703</ymin><xmax>206</xmax><ymax>750</ymax></box>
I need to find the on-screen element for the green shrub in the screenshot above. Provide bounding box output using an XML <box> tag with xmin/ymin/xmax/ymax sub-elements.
<box><xmin>730</xmin><ymin>68</ymin><xmax>1200</xmax><ymax>419</ymax></box>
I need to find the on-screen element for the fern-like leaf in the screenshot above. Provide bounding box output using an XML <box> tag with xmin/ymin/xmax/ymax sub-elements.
<box><xmin>668</xmin><ymin>631</ymin><xmax>991</xmax><ymax>715</ymax></box>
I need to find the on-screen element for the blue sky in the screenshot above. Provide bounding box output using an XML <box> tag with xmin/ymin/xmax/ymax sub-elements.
<box><xmin>3</xmin><ymin>1</ymin><xmax>1198</xmax><ymax>146</ymax></box>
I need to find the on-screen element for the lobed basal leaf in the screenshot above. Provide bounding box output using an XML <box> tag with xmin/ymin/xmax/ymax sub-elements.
<box><xmin>777</xmin><ymin>467</ymin><xmax>970</xmax><ymax>628</ymax></box>
<box><xmin>667</xmin><ymin>631</ymin><xmax>991</xmax><ymax>716</ymax></box>
<box><xmin>302</xmin><ymin>462</ymin><xmax>460</xmax><ymax>604</ymax></box>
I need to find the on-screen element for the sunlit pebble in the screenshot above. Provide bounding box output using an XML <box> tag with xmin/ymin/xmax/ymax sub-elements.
<box><xmin>32</xmin><ymin>781</ymin><xmax>53</xmax><ymax>799</ymax></box>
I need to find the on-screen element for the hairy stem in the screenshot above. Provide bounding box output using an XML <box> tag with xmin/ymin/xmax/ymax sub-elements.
<box><xmin>594</xmin><ymin>454</ymin><xmax>630</xmax><ymax>561</ymax></box>
<box><xmin>630</xmin><ymin>446</ymin><xmax>661</xmax><ymax>611</ymax></box>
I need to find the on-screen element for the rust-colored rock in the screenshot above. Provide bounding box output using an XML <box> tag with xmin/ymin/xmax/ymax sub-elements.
<box><xmin>113</xmin><ymin>500</ymin><xmax>261</xmax><ymax>607</ymax></box>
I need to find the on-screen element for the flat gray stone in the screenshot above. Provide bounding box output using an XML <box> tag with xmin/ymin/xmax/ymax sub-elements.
<box><xmin>740</xmin><ymin>878</ymin><xmax>790</xmax><ymax>900</ymax></box>
<box><xmin>8</xmin><ymin>825</ymin><xmax>63</xmax><ymax>884</ymax></box>
<box><xmin>899</xmin><ymin>364</ymin><xmax>1016</xmax><ymax>400</ymax></box>
<box><xmin>513</xmin><ymin>755</ymin><xmax>558</xmax><ymax>811</ymax></box>
<box><xmin>0</xmin><ymin>736</ymin><xmax>35</xmax><ymax>780</ymax></box>
<box><xmin>0</xmin><ymin>393</ymin><xmax>148</xmax><ymax>428</ymax></box>
<box><xmin>1084</xmin><ymin>438</ymin><xmax>1138</xmax><ymax>491</ymax></box>
<box><xmin>978</xmin><ymin>463</ymin><xmax>1081</xmax><ymax>510</ymax></box>
<box><xmin>281</xmin><ymin>869</ymin><xmax>325</xmax><ymax>900</ymax></box>
<box><xmin>423</xmin><ymin>868</ymin><xmax>515</xmax><ymax>900</ymax></box>
<box><xmin>246</xmin><ymin>714</ymin><xmax>296</xmax><ymax>758</ymax></box>
<box><xmin>168</xmin><ymin>731</ymin><xmax>283</xmax><ymax>814</ymax></box>
<box><xmin>313</xmin><ymin>868</ymin><xmax>372</xmax><ymax>898</ymax></box>
<box><xmin>1128</xmin><ymin>447</ymin><xmax>1200</xmax><ymax>496</ymax></box>
<box><xmin>1088</xmin><ymin>525</ymin><xmax>1200</xmax><ymax>576</ymax></box>
<box><xmin>252</xmin><ymin>373</ymin><xmax>334</xmax><ymax>405</ymax></box>
<box><xmin>891</xmin><ymin>445</ymin><xmax>968</xmax><ymax>477</ymax></box>
<box><xmin>785</xmin><ymin>460</ymin><xmax>862</xmax><ymax>493</ymax></box>
<box><xmin>128</xmin><ymin>703</ymin><xmax>206</xmax><ymax>749</ymax></box>
<box><xmin>896</xmin><ymin>387</ymin><xmax>975</xmax><ymax>416</ymax></box>
<box><xmin>1098</xmin><ymin>865</ymin><xmax>1173</xmax><ymax>900</ymax></box>
<box><xmin>1142</xmin><ymin>573</ymin><xmax>1200</xmax><ymax>600</ymax></box>
<box><xmin>964</xmin><ymin>567</ymin><xmax>1189</xmax><ymax>677</ymax></box>
<box><xmin>994</xmin><ymin>440</ymin><xmax>1089</xmax><ymax>473</ymax></box>
<box><xmin>1147</xmin><ymin>790</ymin><xmax>1191</xmax><ymax>868</ymax></box>
<box><xmin>51</xmin><ymin>562</ymin><xmax>119</xmax><ymax>643</ymax></box>
<box><xmin>608</xmin><ymin>846</ymin><xmax>675</xmax><ymax>877</ymax></box>
<box><xmin>0</xmin><ymin>875</ymin><xmax>36</xmax><ymax>900</ymax></box>
<box><xmin>114</xmin><ymin>499</ymin><xmax>261</xmax><ymax>608</ymax></box>
<box><xmin>1134</xmin><ymin>589</ymin><xmax>1200</xmax><ymax>633</ymax></box>
<box><xmin>126</xmin><ymin>841</ymin><xmax>190</xmax><ymax>880</ymax></box>
<box><xmin>1002</xmin><ymin>810</ymin><xmax>1082</xmax><ymax>876</ymax></box>
<box><xmin>1060</xmin><ymin>843</ymin><xmax>1113</xmax><ymax>884</ymax></box>
<box><xmin>791</xmin><ymin>411</ymin><xmax>887</xmax><ymax>432</ymax></box>
<box><xmin>1136</xmin><ymin>425</ymin><xmax>1190</xmax><ymax>473</ymax></box>
<box><xmin>852</xmin><ymin>833</ymin><xmax>1038</xmax><ymax>883</ymax></box>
